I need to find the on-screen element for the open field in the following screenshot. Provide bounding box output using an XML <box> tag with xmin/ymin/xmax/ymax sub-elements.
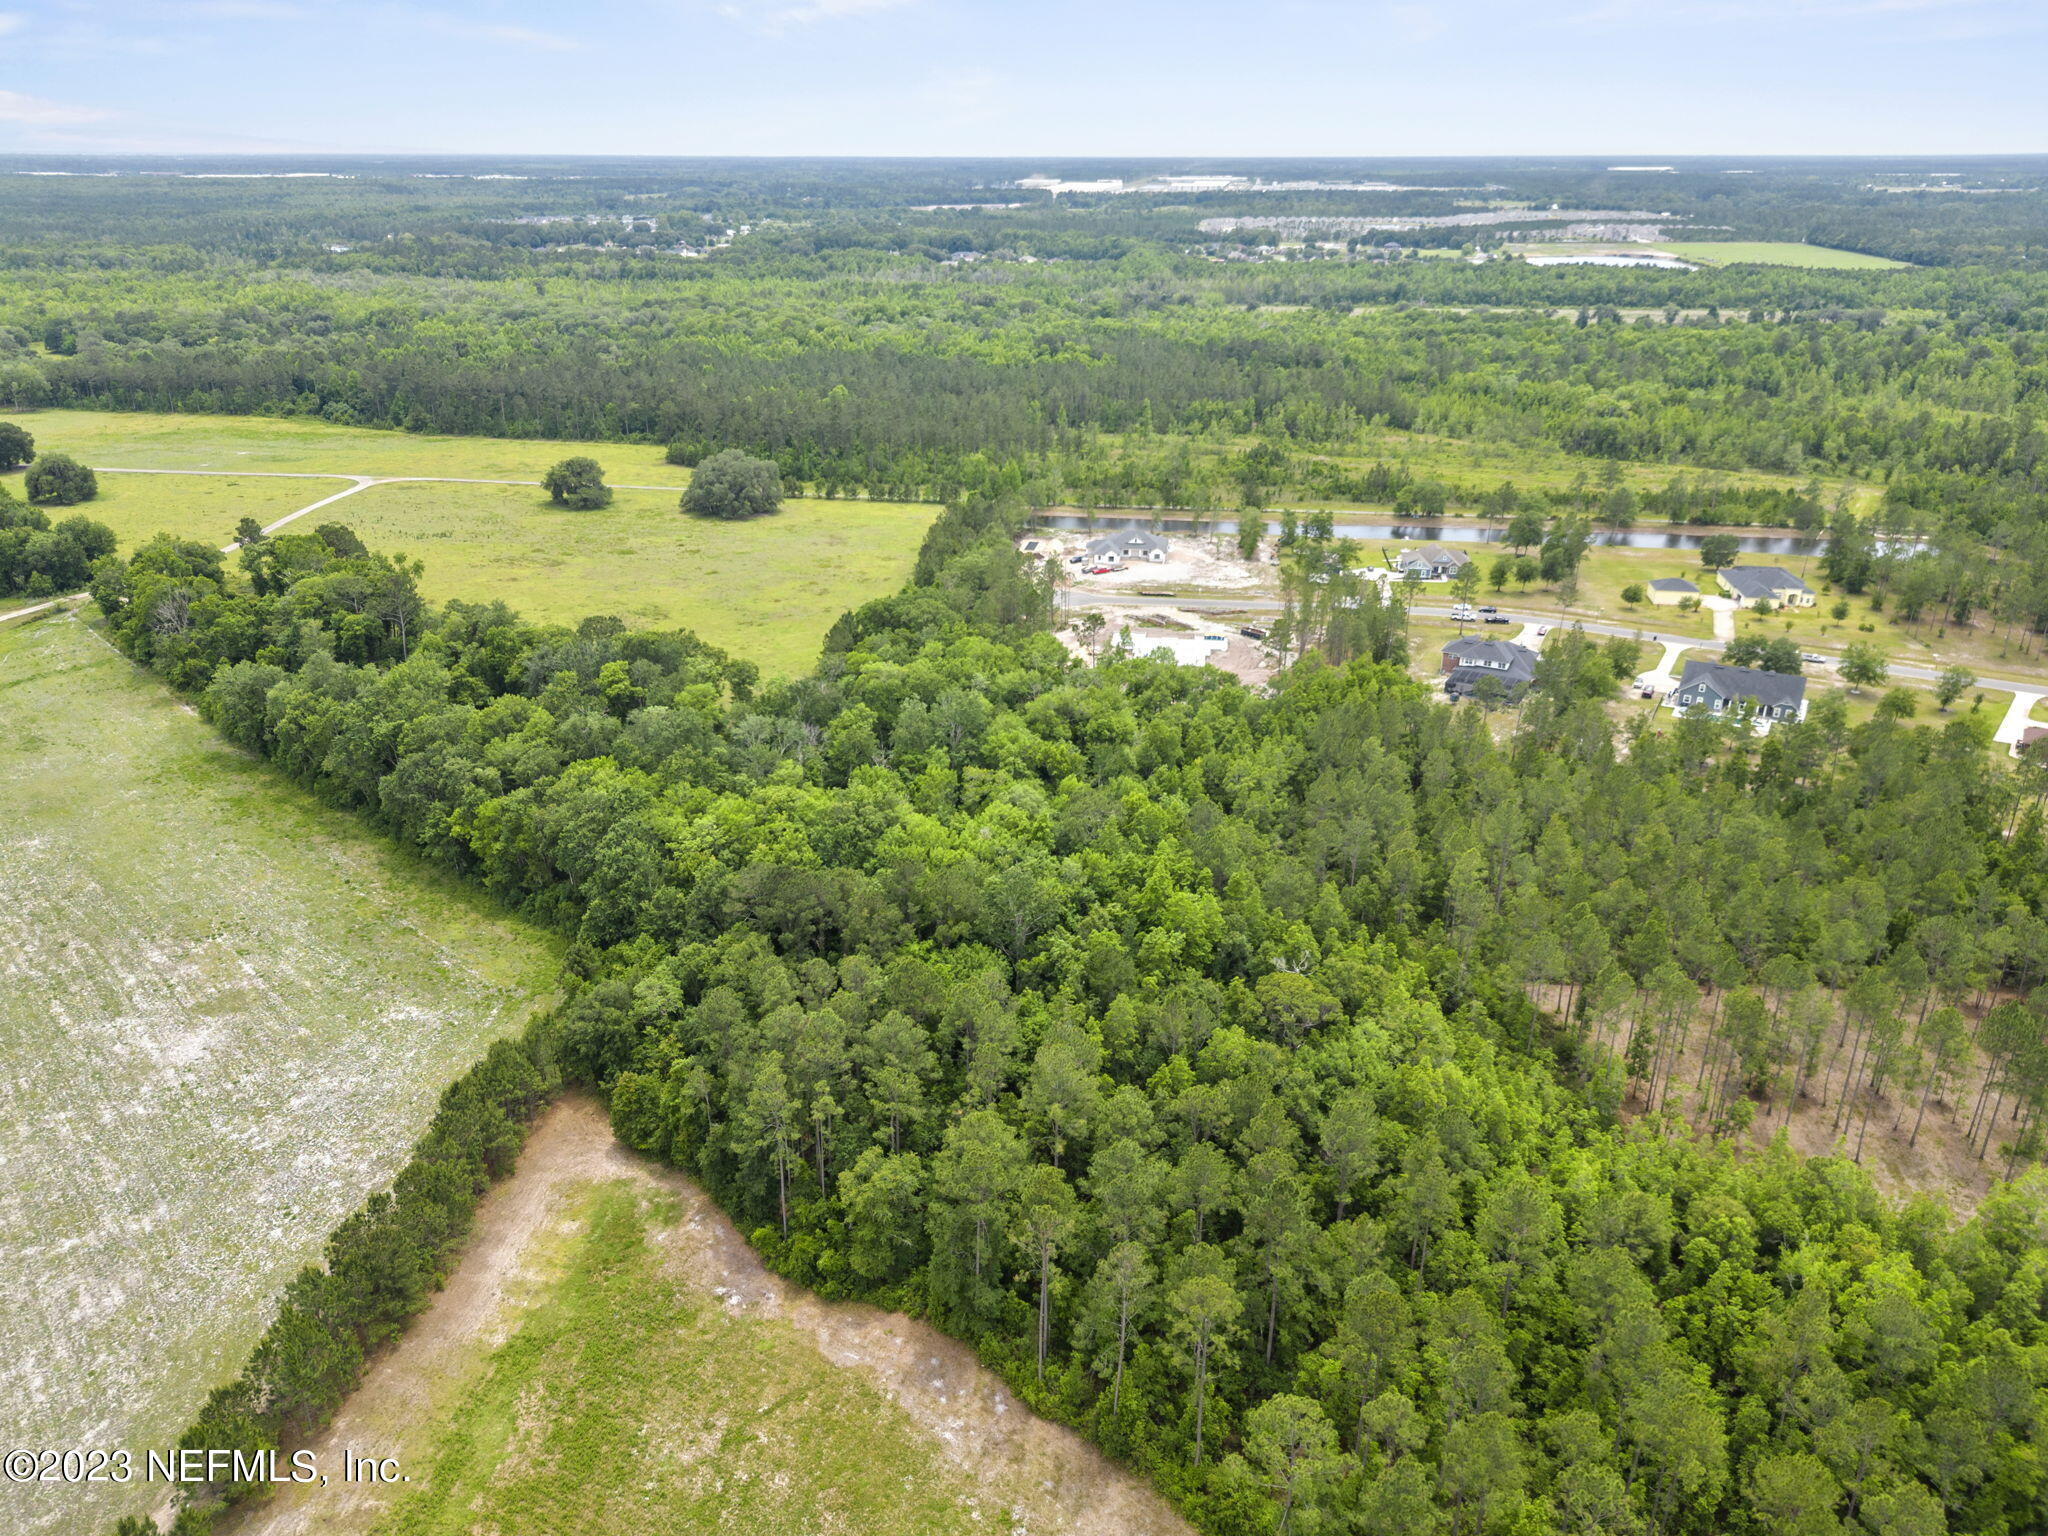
<box><xmin>0</xmin><ymin>464</ymin><xmax>322</xmax><ymax>553</ymax></box>
<box><xmin>230</xmin><ymin>1098</ymin><xmax>1189</xmax><ymax>1536</ymax></box>
<box><xmin>0</xmin><ymin>410</ymin><xmax>938</xmax><ymax>676</ymax></box>
<box><xmin>0</xmin><ymin>613</ymin><xmax>560</xmax><ymax>1536</ymax></box>
<box><xmin>4</xmin><ymin>408</ymin><xmax>697</xmax><ymax>485</ymax></box>
<box><xmin>1658</xmin><ymin>241</ymin><xmax>1910</xmax><ymax>269</ymax></box>
<box><xmin>336</xmin><ymin>481</ymin><xmax>931</xmax><ymax>677</ymax></box>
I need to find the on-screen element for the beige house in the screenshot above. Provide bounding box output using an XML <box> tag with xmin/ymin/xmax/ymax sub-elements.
<box><xmin>1647</xmin><ymin>577</ymin><xmax>1698</xmax><ymax>607</ymax></box>
<box><xmin>1717</xmin><ymin>565</ymin><xmax>1815</xmax><ymax>608</ymax></box>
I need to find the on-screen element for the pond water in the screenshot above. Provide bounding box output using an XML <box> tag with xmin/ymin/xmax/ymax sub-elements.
<box><xmin>1041</xmin><ymin>514</ymin><xmax>1835</xmax><ymax>556</ymax></box>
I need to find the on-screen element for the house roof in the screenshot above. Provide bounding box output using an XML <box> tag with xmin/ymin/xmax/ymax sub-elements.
<box><xmin>1720</xmin><ymin>565</ymin><xmax>1811</xmax><ymax>601</ymax></box>
<box><xmin>1676</xmin><ymin>658</ymin><xmax>1807</xmax><ymax>711</ymax></box>
<box><xmin>1397</xmin><ymin>542</ymin><xmax>1471</xmax><ymax>568</ymax></box>
<box><xmin>1084</xmin><ymin>531</ymin><xmax>1170</xmax><ymax>556</ymax></box>
<box><xmin>1443</xmin><ymin>636</ymin><xmax>1535</xmax><ymax>669</ymax></box>
<box><xmin>1648</xmin><ymin>577</ymin><xmax>1698</xmax><ymax>592</ymax></box>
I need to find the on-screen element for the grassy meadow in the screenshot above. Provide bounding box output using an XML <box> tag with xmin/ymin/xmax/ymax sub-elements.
<box><xmin>366</xmin><ymin>1184</ymin><xmax>1028</xmax><ymax>1536</ymax></box>
<box><xmin>6</xmin><ymin>408</ymin><xmax>697</xmax><ymax>484</ymax></box>
<box><xmin>337</xmin><ymin>481</ymin><xmax>931</xmax><ymax>677</ymax></box>
<box><xmin>0</xmin><ymin>613</ymin><xmax>560</xmax><ymax>1536</ymax></box>
<box><xmin>1659</xmin><ymin>241</ymin><xmax>1911</xmax><ymax>270</ymax></box>
<box><xmin>1</xmin><ymin>409</ymin><xmax>938</xmax><ymax>676</ymax></box>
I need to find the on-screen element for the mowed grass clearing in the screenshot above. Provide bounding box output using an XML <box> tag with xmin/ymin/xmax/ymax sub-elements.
<box><xmin>1659</xmin><ymin>242</ymin><xmax>1910</xmax><ymax>270</ymax></box>
<box><xmin>4</xmin><ymin>407</ymin><xmax>697</xmax><ymax>483</ymax></box>
<box><xmin>337</xmin><ymin>481</ymin><xmax>932</xmax><ymax>677</ymax></box>
<box><xmin>0</xmin><ymin>614</ymin><xmax>560</xmax><ymax>1536</ymax></box>
<box><xmin>0</xmin><ymin>410</ymin><xmax>936</xmax><ymax>675</ymax></box>
<box><xmin>370</xmin><ymin>1185</ymin><xmax>1016</xmax><ymax>1536</ymax></box>
<box><xmin>0</xmin><ymin>462</ymin><xmax>323</xmax><ymax>553</ymax></box>
<box><xmin>231</xmin><ymin>1099</ymin><xmax>1188</xmax><ymax>1536</ymax></box>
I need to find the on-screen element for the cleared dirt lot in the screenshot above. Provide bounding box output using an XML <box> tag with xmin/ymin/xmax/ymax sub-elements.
<box><xmin>227</xmin><ymin>1097</ymin><xmax>1192</xmax><ymax>1536</ymax></box>
<box><xmin>0</xmin><ymin>614</ymin><xmax>557</xmax><ymax>1536</ymax></box>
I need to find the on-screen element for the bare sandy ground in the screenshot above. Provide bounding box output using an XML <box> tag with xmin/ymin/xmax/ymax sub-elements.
<box><xmin>226</xmin><ymin>1097</ymin><xmax>1190</xmax><ymax>1536</ymax></box>
<box><xmin>1541</xmin><ymin>982</ymin><xmax>2014</xmax><ymax>1218</ymax></box>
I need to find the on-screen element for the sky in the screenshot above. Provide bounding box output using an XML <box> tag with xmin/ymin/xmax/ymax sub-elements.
<box><xmin>0</xmin><ymin>0</ymin><xmax>2041</xmax><ymax>158</ymax></box>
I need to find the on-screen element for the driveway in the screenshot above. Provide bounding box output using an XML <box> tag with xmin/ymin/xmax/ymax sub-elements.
<box><xmin>1700</xmin><ymin>594</ymin><xmax>1738</xmax><ymax>640</ymax></box>
<box><xmin>1635</xmin><ymin>637</ymin><xmax>1695</xmax><ymax>695</ymax></box>
<box><xmin>1993</xmin><ymin>687</ymin><xmax>2048</xmax><ymax>748</ymax></box>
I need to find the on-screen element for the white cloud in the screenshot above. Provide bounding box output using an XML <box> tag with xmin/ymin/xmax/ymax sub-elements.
<box><xmin>1570</xmin><ymin>0</ymin><xmax>2033</xmax><ymax>23</ymax></box>
<box><xmin>0</xmin><ymin>90</ymin><xmax>113</xmax><ymax>126</ymax></box>
<box><xmin>167</xmin><ymin>1</ymin><xmax>309</xmax><ymax>17</ymax></box>
<box><xmin>718</xmin><ymin>0</ymin><xmax>921</xmax><ymax>31</ymax></box>
<box><xmin>404</xmin><ymin>12</ymin><xmax>584</xmax><ymax>50</ymax></box>
<box><xmin>0</xmin><ymin>13</ymin><xmax>25</xmax><ymax>37</ymax></box>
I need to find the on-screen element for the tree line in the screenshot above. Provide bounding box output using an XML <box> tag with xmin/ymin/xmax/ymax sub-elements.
<box><xmin>99</xmin><ymin>494</ymin><xmax>2046</xmax><ymax>1536</ymax></box>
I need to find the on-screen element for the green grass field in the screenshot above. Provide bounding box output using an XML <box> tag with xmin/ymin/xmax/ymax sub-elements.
<box><xmin>1660</xmin><ymin>242</ymin><xmax>1910</xmax><ymax>270</ymax></box>
<box><xmin>369</xmin><ymin>1183</ymin><xmax>1025</xmax><ymax>1536</ymax></box>
<box><xmin>0</xmin><ymin>613</ymin><xmax>560</xmax><ymax>1536</ymax></box>
<box><xmin>0</xmin><ymin>465</ymin><xmax>325</xmax><ymax>554</ymax></box>
<box><xmin>1092</xmin><ymin>425</ymin><xmax>1876</xmax><ymax>514</ymax></box>
<box><xmin>6</xmin><ymin>408</ymin><xmax>697</xmax><ymax>483</ymax></box>
<box><xmin>0</xmin><ymin>410</ymin><xmax>938</xmax><ymax>676</ymax></box>
<box><xmin>336</xmin><ymin>481</ymin><xmax>931</xmax><ymax>677</ymax></box>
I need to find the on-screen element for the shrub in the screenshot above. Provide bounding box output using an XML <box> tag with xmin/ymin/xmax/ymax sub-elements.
<box><xmin>543</xmin><ymin>456</ymin><xmax>612</xmax><ymax>510</ymax></box>
<box><xmin>682</xmin><ymin>450</ymin><xmax>783</xmax><ymax>521</ymax></box>
<box><xmin>24</xmin><ymin>451</ymin><xmax>95</xmax><ymax>505</ymax></box>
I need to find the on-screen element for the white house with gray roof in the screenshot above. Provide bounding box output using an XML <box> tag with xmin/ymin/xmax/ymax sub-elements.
<box><xmin>1084</xmin><ymin>531</ymin><xmax>1171</xmax><ymax>565</ymax></box>
<box><xmin>1391</xmin><ymin>543</ymin><xmax>1473</xmax><ymax>581</ymax></box>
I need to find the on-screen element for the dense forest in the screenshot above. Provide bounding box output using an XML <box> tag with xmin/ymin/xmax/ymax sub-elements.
<box><xmin>100</xmin><ymin>484</ymin><xmax>2047</xmax><ymax>1536</ymax></box>
<box><xmin>5</xmin><ymin>158</ymin><xmax>2047</xmax><ymax>639</ymax></box>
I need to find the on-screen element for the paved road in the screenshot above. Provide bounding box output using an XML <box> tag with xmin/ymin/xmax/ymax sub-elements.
<box><xmin>1058</xmin><ymin>588</ymin><xmax>2048</xmax><ymax>694</ymax></box>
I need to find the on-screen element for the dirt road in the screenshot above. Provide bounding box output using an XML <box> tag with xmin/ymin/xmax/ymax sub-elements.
<box><xmin>226</xmin><ymin>1096</ymin><xmax>1191</xmax><ymax>1536</ymax></box>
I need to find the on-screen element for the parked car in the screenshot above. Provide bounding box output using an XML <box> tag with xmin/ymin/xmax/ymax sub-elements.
<box><xmin>1086</xmin><ymin>565</ymin><xmax>1115</xmax><ymax>575</ymax></box>
<box><xmin>1536</xmin><ymin>625</ymin><xmax>1550</xmax><ymax>636</ymax></box>
<box><xmin>1483</xmin><ymin>614</ymin><xmax>1512</xmax><ymax>625</ymax></box>
<box><xmin>1068</xmin><ymin>554</ymin><xmax>1086</xmax><ymax>564</ymax></box>
<box><xmin>1803</xmin><ymin>652</ymin><xmax>1828</xmax><ymax>664</ymax></box>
